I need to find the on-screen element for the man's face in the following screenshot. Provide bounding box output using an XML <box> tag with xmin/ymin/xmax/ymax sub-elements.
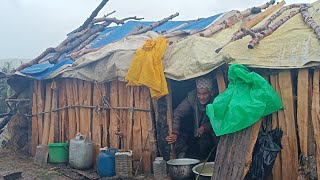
<box><xmin>197</xmin><ymin>88</ymin><xmax>213</xmax><ymax>105</ymax></box>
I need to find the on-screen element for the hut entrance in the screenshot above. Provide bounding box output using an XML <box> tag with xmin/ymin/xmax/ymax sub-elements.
<box><xmin>169</xmin><ymin>74</ymin><xmax>219</xmax><ymax>161</ymax></box>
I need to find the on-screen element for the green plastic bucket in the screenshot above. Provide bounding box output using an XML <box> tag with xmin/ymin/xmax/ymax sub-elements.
<box><xmin>48</xmin><ymin>143</ymin><xmax>69</xmax><ymax>163</ymax></box>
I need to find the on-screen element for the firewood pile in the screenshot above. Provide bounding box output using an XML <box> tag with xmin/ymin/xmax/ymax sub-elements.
<box><xmin>213</xmin><ymin>2</ymin><xmax>318</xmax><ymax>53</ymax></box>
<box><xmin>15</xmin><ymin>0</ymin><xmax>180</xmax><ymax>72</ymax></box>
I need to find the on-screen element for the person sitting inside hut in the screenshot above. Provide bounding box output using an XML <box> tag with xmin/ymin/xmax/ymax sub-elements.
<box><xmin>166</xmin><ymin>77</ymin><xmax>219</xmax><ymax>161</ymax></box>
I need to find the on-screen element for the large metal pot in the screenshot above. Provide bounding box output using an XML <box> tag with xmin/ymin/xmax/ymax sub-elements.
<box><xmin>167</xmin><ymin>158</ymin><xmax>200</xmax><ymax>179</ymax></box>
<box><xmin>192</xmin><ymin>162</ymin><xmax>215</xmax><ymax>180</ymax></box>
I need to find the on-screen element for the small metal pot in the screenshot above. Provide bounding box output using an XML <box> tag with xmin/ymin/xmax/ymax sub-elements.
<box><xmin>167</xmin><ymin>158</ymin><xmax>200</xmax><ymax>180</ymax></box>
<box><xmin>192</xmin><ymin>162</ymin><xmax>215</xmax><ymax>180</ymax></box>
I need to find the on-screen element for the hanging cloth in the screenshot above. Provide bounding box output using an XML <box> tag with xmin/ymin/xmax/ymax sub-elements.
<box><xmin>125</xmin><ymin>37</ymin><xmax>169</xmax><ymax>98</ymax></box>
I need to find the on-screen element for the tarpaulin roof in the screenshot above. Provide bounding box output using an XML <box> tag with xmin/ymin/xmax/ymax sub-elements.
<box><xmin>16</xmin><ymin>1</ymin><xmax>320</xmax><ymax>82</ymax></box>
<box><xmin>17</xmin><ymin>13</ymin><xmax>222</xmax><ymax>80</ymax></box>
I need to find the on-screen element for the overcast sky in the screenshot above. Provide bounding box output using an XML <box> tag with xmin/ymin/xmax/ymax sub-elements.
<box><xmin>0</xmin><ymin>0</ymin><xmax>315</xmax><ymax>59</ymax></box>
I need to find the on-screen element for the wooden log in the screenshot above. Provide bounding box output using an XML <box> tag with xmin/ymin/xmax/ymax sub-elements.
<box><xmin>41</xmin><ymin>82</ymin><xmax>52</xmax><ymax>145</ymax></box>
<box><xmin>144</xmin><ymin>88</ymin><xmax>157</xmax><ymax>166</ymax></box>
<box><xmin>243</xmin><ymin>119</ymin><xmax>264</xmax><ymax>178</ymax></box>
<box><xmin>37</xmin><ymin>81</ymin><xmax>45</xmax><ymax>144</ymax></box>
<box><xmin>270</xmin><ymin>74</ymin><xmax>282</xmax><ymax>180</ymax></box>
<box><xmin>132</xmin><ymin>87</ymin><xmax>142</xmax><ymax>172</ymax></box>
<box><xmin>69</xmin><ymin>0</ymin><xmax>110</xmax><ymax>34</ymax></box>
<box><xmin>166</xmin><ymin>80</ymin><xmax>175</xmax><ymax>160</ymax></box>
<box><xmin>278</xmin><ymin>70</ymin><xmax>299</xmax><ymax>179</ymax></box>
<box><xmin>48</xmin><ymin>81</ymin><xmax>58</xmax><ymax>143</ymax></box>
<box><xmin>58</xmin><ymin>80</ymin><xmax>68</xmax><ymax>142</ymax></box>
<box><xmin>215</xmin><ymin>69</ymin><xmax>227</xmax><ymax>93</ymax></box>
<box><xmin>72</xmin><ymin>79</ymin><xmax>80</xmax><ymax>134</ymax></box>
<box><xmin>311</xmin><ymin>69</ymin><xmax>320</xmax><ymax>179</ymax></box>
<box><xmin>118</xmin><ymin>82</ymin><xmax>127</xmax><ymax>149</ymax></box>
<box><xmin>297</xmin><ymin>69</ymin><xmax>310</xmax><ymax>157</ymax></box>
<box><xmin>211</xmin><ymin>120</ymin><xmax>262</xmax><ymax>180</ymax></box>
<box><xmin>66</xmin><ymin>79</ymin><xmax>77</xmax><ymax>140</ymax></box>
<box><xmin>102</xmin><ymin>83</ymin><xmax>109</xmax><ymax>148</ymax></box>
<box><xmin>32</xmin><ymin>81</ymin><xmax>39</xmax><ymax>155</ymax></box>
<box><xmin>248</xmin><ymin>6</ymin><xmax>310</xmax><ymax>49</ymax></box>
<box><xmin>300</xmin><ymin>5</ymin><xmax>320</xmax><ymax>40</ymax></box>
<box><xmin>110</xmin><ymin>81</ymin><xmax>120</xmax><ymax>148</ymax></box>
<box><xmin>79</xmin><ymin>80</ymin><xmax>92</xmax><ymax>139</ymax></box>
<box><xmin>130</xmin><ymin>13</ymin><xmax>179</xmax><ymax>36</ymax></box>
<box><xmin>92</xmin><ymin>83</ymin><xmax>101</xmax><ymax>147</ymax></box>
<box><xmin>244</xmin><ymin>0</ymin><xmax>286</xmax><ymax>29</ymax></box>
<box><xmin>141</xmin><ymin>87</ymin><xmax>152</xmax><ymax>173</ymax></box>
<box><xmin>92</xmin><ymin>82</ymin><xmax>106</xmax><ymax>167</ymax></box>
<box><xmin>126</xmin><ymin>86</ymin><xmax>134</xmax><ymax>150</ymax></box>
<box><xmin>153</xmin><ymin>97</ymin><xmax>170</xmax><ymax>161</ymax></box>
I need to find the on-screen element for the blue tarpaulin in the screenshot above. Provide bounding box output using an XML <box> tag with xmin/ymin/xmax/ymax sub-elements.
<box><xmin>18</xmin><ymin>13</ymin><xmax>222</xmax><ymax>80</ymax></box>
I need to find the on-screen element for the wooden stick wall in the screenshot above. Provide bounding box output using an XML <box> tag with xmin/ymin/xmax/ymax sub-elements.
<box><xmin>31</xmin><ymin>78</ymin><xmax>156</xmax><ymax>174</ymax></box>
<box><xmin>211</xmin><ymin>67</ymin><xmax>320</xmax><ymax>179</ymax></box>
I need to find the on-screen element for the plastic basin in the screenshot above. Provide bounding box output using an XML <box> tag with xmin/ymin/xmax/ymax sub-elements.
<box><xmin>48</xmin><ymin>143</ymin><xmax>69</xmax><ymax>163</ymax></box>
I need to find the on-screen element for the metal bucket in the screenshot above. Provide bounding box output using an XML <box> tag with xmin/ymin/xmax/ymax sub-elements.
<box><xmin>192</xmin><ymin>162</ymin><xmax>215</xmax><ymax>180</ymax></box>
<box><xmin>167</xmin><ymin>158</ymin><xmax>200</xmax><ymax>180</ymax></box>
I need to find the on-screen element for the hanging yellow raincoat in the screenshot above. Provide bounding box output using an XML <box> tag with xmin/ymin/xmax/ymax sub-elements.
<box><xmin>125</xmin><ymin>37</ymin><xmax>169</xmax><ymax>98</ymax></box>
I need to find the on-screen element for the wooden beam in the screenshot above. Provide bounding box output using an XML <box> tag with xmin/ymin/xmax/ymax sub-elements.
<box><xmin>37</xmin><ymin>81</ymin><xmax>45</xmax><ymax>144</ymax></box>
<box><xmin>278</xmin><ymin>70</ymin><xmax>299</xmax><ymax>179</ymax></box>
<box><xmin>133</xmin><ymin>87</ymin><xmax>142</xmax><ymax>173</ymax></box>
<box><xmin>243</xmin><ymin>0</ymin><xmax>286</xmax><ymax>29</ymax></box>
<box><xmin>126</xmin><ymin>86</ymin><xmax>134</xmax><ymax>150</ymax></box>
<box><xmin>212</xmin><ymin>120</ymin><xmax>262</xmax><ymax>179</ymax></box>
<box><xmin>297</xmin><ymin>69</ymin><xmax>310</xmax><ymax>157</ymax></box>
<box><xmin>311</xmin><ymin>69</ymin><xmax>320</xmax><ymax>179</ymax></box>
<box><xmin>73</xmin><ymin>79</ymin><xmax>81</xmax><ymax>134</ymax></box>
<box><xmin>102</xmin><ymin>83</ymin><xmax>109</xmax><ymax>148</ymax></box>
<box><xmin>41</xmin><ymin>82</ymin><xmax>52</xmax><ymax>145</ymax></box>
<box><xmin>48</xmin><ymin>81</ymin><xmax>58</xmax><ymax>143</ymax></box>
<box><xmin>215</xmin><ymin>69</ymin><xmax>226</xmax><ymax>93</ymax></box>
<box><xmin>141</xmin><ymin>87</ymin><xmax>151</xmax><ymax>173</ymax></box>
<box><xmin>58</xmin><ymin>80</ymin><xmax>68</xmax><ymax>142</ymax></box>
<box><xmin>31</xmin><ymin>81</ymin><xmax>39</xmax><ymax>155</ymax></box>
<box><xmin>110</xmin><ymin>81</ymin><xmax>120</xmax><ymax>148</ymax></box>
<box><xmin>66</xmin><ymin>79</ymin><xmax>77</xmax><ymax>140</ymax></box>
<box><xmin>270</xmin><ymin>74</ymin><xmax>282</xmax><ymax>179</ymax></box>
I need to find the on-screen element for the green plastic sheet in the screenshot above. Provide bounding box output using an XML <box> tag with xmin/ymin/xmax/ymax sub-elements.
<box><xmin>206</xmin><ymin>64</ymin><xmax>283</xmax><ymax>136</ymax></box>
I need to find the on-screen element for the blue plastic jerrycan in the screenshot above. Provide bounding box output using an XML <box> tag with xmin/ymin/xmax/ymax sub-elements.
<box><xmin>97</xmin><ymin>148</ymin><xmax>118</xmax><ymax>177</ymax></box>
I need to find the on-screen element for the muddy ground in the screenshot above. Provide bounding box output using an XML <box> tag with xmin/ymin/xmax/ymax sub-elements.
<box><xmin>0</xmin><ymin>148</ymin><xmax>154</xmax><ymax>180</ymax></box>
<box><xmin>0</xmin><ymin>148</ymin><xmax>70</xmax><ymax>180</ymax></box>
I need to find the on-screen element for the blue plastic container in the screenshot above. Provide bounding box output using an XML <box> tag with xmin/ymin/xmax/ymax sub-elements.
<box><xmin>97</xmin><ymin>148</ymin><xmax>118</xmax><ymax>177</ymax></box>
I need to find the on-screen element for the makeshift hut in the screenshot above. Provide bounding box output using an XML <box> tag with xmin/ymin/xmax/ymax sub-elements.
<box><xmin>4</xmin><ymin>0</ymin><xmax>320</xmax><ymax>179</ymax></box>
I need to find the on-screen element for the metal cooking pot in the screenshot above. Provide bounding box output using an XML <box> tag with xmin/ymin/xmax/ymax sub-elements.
<box><xmin>167</xmin><ymin>158</ymin><xmax>200</xmax><ymax>179</ymax></box>
<box><xmin>192</xmin><ymin>162</ymin><xmax>215</xmax><ymax>180</ymax></box>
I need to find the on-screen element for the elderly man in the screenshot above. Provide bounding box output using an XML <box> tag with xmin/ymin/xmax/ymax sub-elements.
<box><xmin>166</xmin><ymin>77</ymin><xmax>218</xmax><ymax>160</ymax></box>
